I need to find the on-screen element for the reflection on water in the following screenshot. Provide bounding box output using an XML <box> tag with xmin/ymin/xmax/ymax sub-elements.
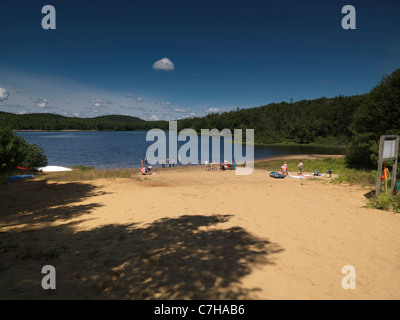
<box><xmin>16</xmin><ymin>131</ymin><xmax>340</xmax><ymax>169</ymax></box>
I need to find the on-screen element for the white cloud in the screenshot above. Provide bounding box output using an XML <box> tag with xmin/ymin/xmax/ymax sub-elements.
<box><xmin>87</xmin><ymin>98</ymin><xmax>114</xmax><ymax>114</ymax></box>
<box><xmin>174</xmin><ymin>108</ymin><xmax>186</xmax><ymax>112</ymax></box>
<box><xmin>152</xmin><ymin>58</ymin><xmax>175</xmax><ymax>72</ymax></box>
<box><xmin>35</xmin><ymin>98</ymin><xmax>48</xmax><ymax>108</ymax></box>
<box><xmin>205</xmin><ymin>107</ymin><xmax>220</xmax><ymax>113</ymax></box>
<box><xmin>174</xmin><ymin>107</ymin><xmax>191</xmax><ymax>113</ymax></box>
<box><xmin>0</xmin><ymin>87</ymin><xmax>9</xmax><ymax>101</ymax></box>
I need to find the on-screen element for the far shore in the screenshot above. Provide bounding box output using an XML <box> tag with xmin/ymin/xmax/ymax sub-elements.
<box><xmin>14</xmin><ymin>129</ymin><xmax>99</xmax><ymax>132</ymax></box>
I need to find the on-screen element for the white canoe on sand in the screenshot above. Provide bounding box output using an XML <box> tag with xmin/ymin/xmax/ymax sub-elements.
<box><xmin>34</xmin><ymin>166</ymin><xmax>72</xmax><ymax>172</ymax></box>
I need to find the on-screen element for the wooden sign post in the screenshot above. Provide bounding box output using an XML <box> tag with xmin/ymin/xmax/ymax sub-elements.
<box><xmin>376</xmin><ymin>135</ymin><xmax>399</xmax><ymax>196</ymax></box>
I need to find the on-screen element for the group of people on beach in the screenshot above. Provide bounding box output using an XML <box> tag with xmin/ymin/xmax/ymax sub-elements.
<box><xmin>204</xmin><ymin>160</ymin><xmax>237</xmax><ymax>171</ymax></box>
<box><xmin>160</xmin><ymin>158</ymin><xmax>175</xmax><ymax>168</ymax></box>
<box><xmin>278</xmin><ymin>160</ymin><xmax>335</xmax><ymax>178</ymax></box>
<box><xmin>279</xmin><ymin>160</ymin><xmax>303</xmax><ymax>176</ymax></box>
<box><xmin>145</xmin><ymin>157</ymin><xmax>204</xmax><ymax>168</ymax></box>
<box><xmin>141</xmin><ymin>156</ymin><xmax>208</xmax><ymax>174</ymax></box>
<box><xmin>141</xmin><ymin>165</ymin><xmax>153</xmax><ymax>175</ymax></box>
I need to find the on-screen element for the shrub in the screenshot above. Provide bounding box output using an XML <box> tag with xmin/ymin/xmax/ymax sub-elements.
<box><xmin>367</xmin><ymin>192</ymin><xmax>400</xmax><ymax>213</ymax></box>
<box><xmin>0</xmin><ymin>127</ymin><xmax>47</xmax><ymax>172</ymax></box>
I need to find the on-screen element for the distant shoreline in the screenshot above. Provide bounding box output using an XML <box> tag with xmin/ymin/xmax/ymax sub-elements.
<box><xmin>14</xmin><ymin>129</ymin><xmax>98</xmax><ymax>132</ymax></box>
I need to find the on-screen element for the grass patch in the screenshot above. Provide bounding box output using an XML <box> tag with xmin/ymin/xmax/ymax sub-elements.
<box><xmin>36</xmin><ymin>168</ymin><xmax>141</xmax><ymax>182</ymax></box>
<box><xmin>1</xmin><ymin>166</ymin><xmax>146</xmax><ymax>183</ymax></box>
<box><xmin>256</xmin><ymin>157</ymin><xmax>344</xmax><ymax>174</ymax></box>
<box><xmin>367</xmin><ymin>192</ymin><xmax>400</xmax><ymax>213</ymax></box>
<box><xmin>255</xmin><ymin>157</ymin><xmax>376</xmax><ymax>186</ymax></box>
<box><xmin>71</xmin><ymin>165</ymin><xmax>95</xmax><ymax>171</ymax></box>
<box><xmin>257</xmin><ymin>156</ymin><xmax>400</xmax><ymax>213</ymax></box>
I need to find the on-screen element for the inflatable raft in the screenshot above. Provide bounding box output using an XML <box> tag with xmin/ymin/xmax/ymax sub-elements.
<box><xmin>270</xmin><ymin>172</ymin><xmax>285</xmax><ymax>179</ymax></box>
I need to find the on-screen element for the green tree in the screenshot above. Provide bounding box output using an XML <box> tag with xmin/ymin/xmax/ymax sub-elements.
<box><xmin>0</xmin><ymin>127</ymin><xmax>47</xmax><ymax>172</ymax></box>
<box><xmin>346</xmin><ymin>68</ymin><xmax>400</xmax><ymax>167</ymax></box>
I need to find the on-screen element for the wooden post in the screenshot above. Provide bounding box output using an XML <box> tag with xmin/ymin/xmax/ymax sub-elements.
<box><xmin>376</xmin><ymin>136</ymin><xmax>385</xmax><ymax>196</ymax></box>
<box><xmin>391</xmin><ymin>136</ymin><xmax>399</xmax><ymax>195</ymax></box>
<box><xmin>376</xmin><ymin>135</ymin><xmax>399</xmax><ymax>196</ymax></box>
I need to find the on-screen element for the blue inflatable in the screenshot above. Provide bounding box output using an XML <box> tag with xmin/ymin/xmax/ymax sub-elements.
<box><xmin>270</xmin><ymin>172</ymin><xmax>285</xmax><ymax>179</ymax></box>
<box><xmin>7</xmin><ymin>175</ymin><xmax>34</xmax><ymax>185</ymax></box>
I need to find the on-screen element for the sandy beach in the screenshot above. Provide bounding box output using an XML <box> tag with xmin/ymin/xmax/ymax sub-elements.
<box><xmin>1</xmin><ymin>159</ymin><xmax>399</xmax><ymax>300</ymax></box>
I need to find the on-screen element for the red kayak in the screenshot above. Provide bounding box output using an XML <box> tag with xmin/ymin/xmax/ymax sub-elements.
<box><xmin>17</xmin><ymin>166</ymin><xmax>32</xmax><ymax>170</ymax></box>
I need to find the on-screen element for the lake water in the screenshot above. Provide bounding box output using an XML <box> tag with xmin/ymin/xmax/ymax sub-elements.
<box><xmin>16</xmin><ymin>131</ymin><xmax>340</xmax><ymax>169</ymax></box>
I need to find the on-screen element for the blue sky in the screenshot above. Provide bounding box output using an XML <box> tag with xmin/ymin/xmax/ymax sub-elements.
<box><xmin>0</xmin><ymin>0</ymin><xmax>399</xmax><ymax>120</ymax></box>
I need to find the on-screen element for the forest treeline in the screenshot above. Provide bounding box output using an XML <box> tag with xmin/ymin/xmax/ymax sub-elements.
<box><xmin>177</xmin><ymin>95</ymin><xmax>366</xmax><ymax>145</ymax></box>
<box><xmin>0</xmin><ymin>113</ymin><xmax>169</xmax><ymax>131</ymax></box>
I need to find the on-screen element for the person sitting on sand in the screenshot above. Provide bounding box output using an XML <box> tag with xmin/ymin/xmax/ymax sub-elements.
<box><xmin>279</xmin><ymin>161</ymin><xmax>288</xmax><ymax>176</ymax></box>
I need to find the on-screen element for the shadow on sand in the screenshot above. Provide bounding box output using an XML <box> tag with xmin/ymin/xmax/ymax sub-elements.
<box><xmin>0</xmin><ymin>181</ymin><xmax>283</xmax><ymax>299</ymax></box>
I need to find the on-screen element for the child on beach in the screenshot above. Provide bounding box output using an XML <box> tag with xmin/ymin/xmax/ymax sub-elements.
<box><xmin>279</xmin><ymin>161</ymin><xmax>288</xmax><ymax>176</ymax></box>
<box><xmin>298</xmin><ymin>160</ymin><xmax>303</xmax><ymax>175</ymax></box>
